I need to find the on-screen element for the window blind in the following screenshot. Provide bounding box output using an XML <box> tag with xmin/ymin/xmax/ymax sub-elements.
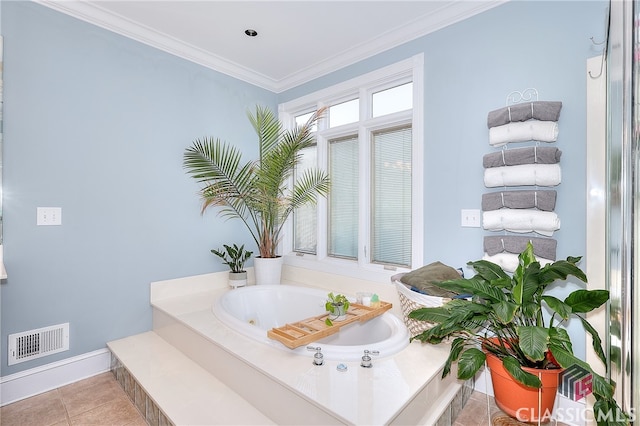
<box><xmin>371</xmin><ymin>126</ymin><xmax>412</xmax><ymax>267</ymax></box>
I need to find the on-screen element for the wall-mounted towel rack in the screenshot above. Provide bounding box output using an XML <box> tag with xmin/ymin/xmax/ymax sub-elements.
<box><xmin>505</xmin><ymin>88</ymin><xmax>538</xmax><ymax>106</ymax></box>
<box><xmin>482</xmin><ymin>89</ymin><xmax>562</xmax><ymax>272</ymax></box>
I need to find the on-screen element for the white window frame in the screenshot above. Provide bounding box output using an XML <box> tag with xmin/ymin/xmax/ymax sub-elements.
<box><xmin>279</xmin><ymin>54</ymin><xmax>424</xmax><ymax>282</ymax></box>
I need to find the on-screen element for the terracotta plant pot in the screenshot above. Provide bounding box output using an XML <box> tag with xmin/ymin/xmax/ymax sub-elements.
<box><xmin>485</xmin><ymin>351</ymin><xmax>563</xmax><ymax>422</ymax></box>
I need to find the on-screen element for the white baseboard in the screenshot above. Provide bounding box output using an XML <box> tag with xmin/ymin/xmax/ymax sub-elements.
<box><xmin>0</xmin><ymin>348</ymin><xmax>111</xmax><ymax>406</ymax></box>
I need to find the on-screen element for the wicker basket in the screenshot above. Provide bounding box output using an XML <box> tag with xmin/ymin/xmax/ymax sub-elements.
<box><xmin>395</xmin><ymin>281</ymin><xmax>449</xmax><ymax>337</ymax></box>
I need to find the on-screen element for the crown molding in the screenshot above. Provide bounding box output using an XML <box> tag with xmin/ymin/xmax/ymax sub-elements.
<box><xmin>276</xmin><ymin>1</ymin><xmax>507</xmax><ymax>92</ymax></box>
<box><xmin>35</xmin><ymin>0</ymin><xmax>506</xmax><ymax>93</ymax></box>
<box><xmin>34</xmin><ymin>0</ymin><xmax>280</xmax><ymax>90</ymax></box>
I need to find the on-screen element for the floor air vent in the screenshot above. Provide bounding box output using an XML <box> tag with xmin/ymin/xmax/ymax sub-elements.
<box><xmin>8</xmin><ymin>323</ymin><xmax>70</xmax><ymax>365</ymax></box>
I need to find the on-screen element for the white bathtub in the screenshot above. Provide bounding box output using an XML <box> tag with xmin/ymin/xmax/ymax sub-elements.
<box><xmin>213</xmin><ymin>284</ymin><xmax>409</xmax><ymax>361</ymax></box>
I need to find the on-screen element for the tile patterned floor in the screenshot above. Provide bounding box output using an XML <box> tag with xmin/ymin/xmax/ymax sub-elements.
<box><xmin>0</xmin><ymin>372</ymin><xmax>146</xmax><ymax>426</ymax></box>
<box><xmin>454</xmin><ymin>390</ymin><xmax>508</xmax><ymax>426</ymax></box>
<box><xmin>0</xmin><ymin>371</ymin><xmax>562</xmax><ymax>426</ymax></box>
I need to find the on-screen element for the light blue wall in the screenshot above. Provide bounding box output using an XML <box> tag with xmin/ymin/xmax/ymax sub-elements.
<box><xmin>0</xmin><ymin>0</ymin><xmax>608</xmax><ymax>376</ymax></box>
<box><xmin>0</xmin><ymin>2</ymin><xmax>276</xmax><ymax>375</ymax></box>
<box><xmin>280</xmin><ymin>0</ymin><xmax>608</xmax><ymax>359</ymax></box>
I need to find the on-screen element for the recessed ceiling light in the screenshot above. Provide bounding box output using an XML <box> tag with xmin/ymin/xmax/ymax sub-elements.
<box><xmin>244</xmin><ymin>29</ymin><xmax>258</xmax><ymax>37</ymax></box>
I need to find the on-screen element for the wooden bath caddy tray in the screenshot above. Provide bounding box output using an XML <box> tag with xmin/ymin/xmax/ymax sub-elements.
<box><xmin>267</xmin><ymin>301</ymin><xmax>392</xmax><ymax>349</ymax></box>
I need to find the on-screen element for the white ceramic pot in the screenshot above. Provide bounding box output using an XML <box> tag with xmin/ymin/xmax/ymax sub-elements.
<box><xmin>228</xmin><ymin>271</ymin><xmax>247</xmax><ymax>288</ymax></box>
<box><xmin>253</xmin><ymin>256</ymin><xmax>283</xmax><ymax>285</ymax></box>
<box><xmin>328</xmin><ymin>303</ymin><xmax>348</xmax><ymax>321</ymax></box>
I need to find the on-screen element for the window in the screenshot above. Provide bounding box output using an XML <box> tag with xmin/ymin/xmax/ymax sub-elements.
<box><xmin>292</xmin><ymin>145</ymin><xmax>319</xmax><ymax>254</ymax></box>
<box><xmin>372</xmin><ymin>83</ymin><xmax>413</xmax><ymax>117</ymax></box>
<box><xmin>329</xmin><ymin>99</ymin><xmax>359</xmax><ymax>127</ymax></box>
<box><xmin>328</xmin><ymin>135</ymin><xmax>359</xmax><ymax>259</ymax></box>
<box><xmin>282</xmin><ymin>55</ymin><xmax>424</xmax><ymax>276</ymax></box>
<box><xmin>371</xmin><ymin>126</ymin><xmax>412</xmax><ymax>266</ymax></box>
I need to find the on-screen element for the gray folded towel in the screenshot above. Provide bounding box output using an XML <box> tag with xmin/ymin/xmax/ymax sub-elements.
<box><xmin>484</xmin><ymin>236</ymin><xmax>557</xmax><ymax>260</ymax></box>
<box><xmin>483</xmin><ymin>146</ymin><xmax>562</xmax><ymax>168</ymax></box>
<box><xmin>487</xmin><ymin>101</ymin><xmax>562</xmax><ymax>128</ymax></box>
<box><xmin>482</xmin><ymin>190</ymin><xmax>557</xmax><ymax>211</ymax></box>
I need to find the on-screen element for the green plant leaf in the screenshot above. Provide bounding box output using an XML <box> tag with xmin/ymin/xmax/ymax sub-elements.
<box><xmin>442</xmin><ymin>338</ymin><xmax>466</xmax><ymax>379</ymax></box>
<box><xmin>548</xmin><ymin>327</ymin><xmax>573</xmax><ymax>353</ymax></box>
<box><xmin>492</xmin><ymin>300</ymin><xmax>517</xmax><ymax>324</ymax></box>
<box><xmin>547</xmin><ymin>343</ymin><xmax>614</xmax><ymax>400</ymax></box>
<box><xmin>520</xmin><ymin>262</ymin><xmax>542</xmax><ymax>303</ymax></box>
<box><xmin>593</xmin><ymin>398</ymin><xmax>630</xmax><ymax>426</ymax></box>
<box><xmin>410</xmin><ymin>325</ymin><xmax>447</xmax><ymax>344</ymax></box>
<box><xmin>325</xmin><ymin>318</ymin><xmax>333</xmax><ymax>326</ymax></box>
<box><xmin>538</xmin><ymin>258</ymin><xmax>587</xmax><ymax>286</ymax></box>
<box><xmin>408</xmin><ymin>306</ymin><xmax>452</xmax><ymax>324</ymax></box>
<box><xmin>440</xmin><ymin>277</ymin><xmax>505</xmax><ymax>303</ymax></box>
<box><xmin>564</xmin><ymin>289</ymin><xmax>609</xmax><ymax>313</ymax></box>
<box><xmin>467</xmin><ymin>259</ymin><xmax>510</xmax><ymax>282</ymax></box>
<box><xmin>517</xmin><ymin>326</ymin><xmax>549</xmax><ymax>362</ymax></box>
<box><xmin>456</xmin><ymin>348</ymin><xmax>486</xmax><ymax>380</ymax></box>
<box><xmin>512</xmin><ymin>279</ymin><xmax>523</xmax><ymax>306</ymax></box>
<box><xmin>502</xmin><ymin>356</ymin><xmax>542</xmax><ymax>388</ymax></box>
<box><xmin>575</xmin><ymin>314</ymin><xmax>607</xmax><ymax>368</ymax></box>
<box><xmin>542</xmin><ymin>295</ymin><xmax>572</xmax><ymax>320</ymax></box>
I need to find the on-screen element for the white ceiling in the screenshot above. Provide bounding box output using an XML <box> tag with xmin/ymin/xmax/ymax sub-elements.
<box><xmin>37</xmin><ymin>0</ymin><xmax>505</xmax><ymax>92</ymax></box>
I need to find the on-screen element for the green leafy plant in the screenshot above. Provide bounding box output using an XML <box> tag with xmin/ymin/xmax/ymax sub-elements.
<box><xmin>325</xmin><ymin>292</ymin><xmax>350</xmax><ymax>326</ymax></box>
<box><xmin>211</xmin><ymin>243</ymin><xmax>252</xmax><ymax>273</ymax></box>
<box><xmin>409</xmin><ymin>242</ymin><xmax>628</xmax><ymax>425</ymax></box>
<box><xmin>183</xmin><ymin>106</ymin><xmax>330</xmax><ymax>259</ymax></box>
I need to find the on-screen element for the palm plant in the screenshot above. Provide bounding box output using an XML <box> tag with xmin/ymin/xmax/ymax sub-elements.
<box><xmin>409</xmin><ymin>243</ymin><xmax>628</xmax><ymax>425</ymax></box>
<box><xmin>183</xmin><ymin>105</ymin><xmax>330</xmax><ymax>258</ymax></box>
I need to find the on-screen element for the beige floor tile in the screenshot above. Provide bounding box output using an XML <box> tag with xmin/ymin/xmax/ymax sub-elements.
<box><xmin>69</xmin><ymin>395</ymin><xmax>144</xmax><ymax>425</ymax></box>
<box><xmin>59</xmin><ymin>372</ymin><xmax>116</xmax><ymax>395</ymax></box>
<box><xmin>0</xmin><ymin>390</ymin><xmax>69</xmax><ymax>426</ymax></box>
<box><xmin>454</xmin><ymin>396</ymin><xmax>494</xmax><ymax>426</ymax></box>
<box><xmin>61</xmin><ymin>376</ymin><xmax>128</xmax><ymax>418</ymax></box>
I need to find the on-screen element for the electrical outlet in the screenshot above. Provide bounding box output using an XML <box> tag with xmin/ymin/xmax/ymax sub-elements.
<box><xmin>37</xmin><ymin>207</ymin><xmax>62</xmax><ymax>226</ymax></box>
<box><xmin>461</xmin><ymin>209</ymin><xmax>481</xmax><ymax>228</ymax></box>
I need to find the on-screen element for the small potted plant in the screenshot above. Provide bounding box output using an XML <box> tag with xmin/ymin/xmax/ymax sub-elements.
<box><xmin>325</xmin><ymin>292</ymin><xmax>350</xmax><ymax>326</ymax></box>
<box><xmin>211</xmin><ymin>244</ymin><xmax>253</xmax><ymax>288</ymax></box>
<box><xmin>408</xmin><ymin>242</ymin><xmax>629</xmax><ymax>425</ymax></box>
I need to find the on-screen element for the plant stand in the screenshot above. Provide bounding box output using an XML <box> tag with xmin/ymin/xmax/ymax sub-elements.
<box><xmin>485</xmin><ymin>352</ymin><xmax>562</xmax><ymax>423</ymax></box>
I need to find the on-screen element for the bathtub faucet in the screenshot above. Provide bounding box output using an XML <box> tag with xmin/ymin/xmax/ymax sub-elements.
<box><xmin>307</xmin><ymin>346</ymin><xmax>324</xmax><ymax>366</ymax></box>
<box><xmin>360</xmin><ymin>350</ymin><xmax>380</xmax><ymax>368</ymax></box>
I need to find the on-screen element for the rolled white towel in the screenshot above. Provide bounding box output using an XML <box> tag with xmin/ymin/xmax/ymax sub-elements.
<box><xmin>484</xmin><ymin>163</ymin><xmax>561</xmax><ymax>187</ymax></box>
<box><xmin>482</xmin><ymin>209</ymin><xmax>561</xmax><ymax>236</ymax></box>
<box><xmin>489</xmin><ymin>121</ymin><xmax>559</xmax><ymax>147</ymax></box>
<box><xmin>483</xmin><ymin>252</ymin><xmax>553</xmax><ymax>273</ymax></box>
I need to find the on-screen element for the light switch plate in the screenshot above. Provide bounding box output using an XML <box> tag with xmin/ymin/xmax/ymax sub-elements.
<box><xmin>461</xmin><ymin>209</ymin><xmax>481</xmax><ymax>228</ymax></box>
<box><xmin>37</xmin><ymin>207</ymin><xmax>62</xmax><ymax>226</ymax></box>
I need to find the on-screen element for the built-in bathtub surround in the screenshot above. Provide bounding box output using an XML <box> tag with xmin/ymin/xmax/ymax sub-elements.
<box><xmin>108</xmin><ymin>265</ymin><xmax>475</xmax><ymax>424</ymax></box>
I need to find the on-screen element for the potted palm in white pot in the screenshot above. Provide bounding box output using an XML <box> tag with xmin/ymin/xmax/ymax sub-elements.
<box><xmin>184</xmin><ymin>106</ymin><xmax>330</xmax><ymax>285</ymax></box>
